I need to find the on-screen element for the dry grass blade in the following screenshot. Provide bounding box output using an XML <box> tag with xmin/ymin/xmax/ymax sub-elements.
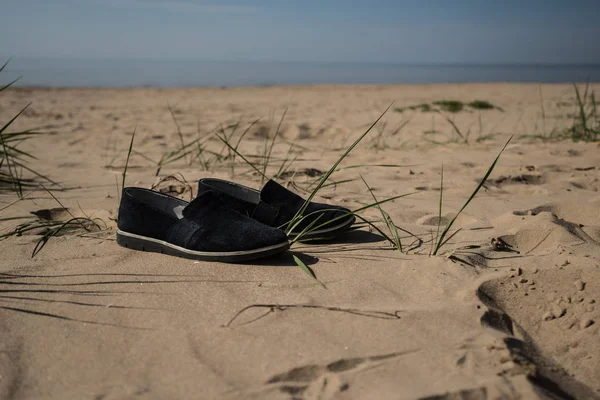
<box><xmin>0</xmin><ymin>215</ymin><xmax>104</xmax><ymax>257</ymax></box>
<box><xmin>1</xmin><ymin>185</ymin><xmax>107</xmax><ymax>256</ymax></box>
<box><xmin>167</xmin><ymin>103</ymin><xmax>187</xmax><ymax>162</ymax></box>
<box><xmin>41</xmin><ymin>184</ymin><xmax>76</xmax><ymax>220</ymax></box>
<box><xmin>216</xmin><ymin>133</ymin><xmax>269</xmax><ymax>180</ymax></box>
<box><xmin>31</xmin><ymin>217</ymin><xmax>103</xmax><ymax>257</ymax></box>
<box><xmin>230</xmin><ymin>117</ymin><xmax>261</xmax><ymax>176</ymax></box>
<box><xmin>273</xmin><ymin>140</ymin><xmax>301</xmax><ymax>181</ymax></box>
<box><xmin>155</xmin><ymin>135</ymin><xmax>214</xmax><ymax>176</ymax></box>
<box><xmin>435</xmin><ymin>110</ymin><xmax>467</xmax><ymax>143</ymax></box>
<box><xmin>261</xmin><ymin>108</ymin><xmax>288</xmax><ymax>184</ymax></box>
<box><xmin>0</xmin><ymin>190</ymin><xmax>36</xmax><ymax>213</ymax></box>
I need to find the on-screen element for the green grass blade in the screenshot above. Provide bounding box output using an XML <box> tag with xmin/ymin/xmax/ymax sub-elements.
<box><xmin>384</xmin><ymin>211</ymin><xmax>403</xmax><ymax>253</ymax></box>
<box><xmin>122</xmin><ymin>126</ymin><xmax>136</xmax><ymax>189</ymax></box>
<box><xmin>433</xmin><ymin>136</ymin><xmax>512</xmax><ymax>255</ymax></box>
<box><xmin>432</xmin><ymin>164</ymin><xmax>443</xmax><ymax>256</ymax></box>
<box><xmin>348</xmin><ymin>214</ymin><xmax>397</xmax><ymax>247</ymax></box>
<box><xmin>286</xmin><ymin>103</ymin><xmax>394</xmax><ymax>231</ymax></box>
<box><xmin>290</xmin><ymin>214</ymin><xmax>323</xmax><ymax>244</ymax></box>
<box><xmin>320</xmin><ymin>178</ymin><xmax>355</xmax><ymax>190</ymax></box>
<box><xmin>290</xmin><ymin>192</ymin><xmax>415</xmax><ymax>241</ymax></box>
<box><xmin>0</xmin><ymin>76</ymin><xmax>21</xmax><ymax>93</ymax></box>
<box><xmin>291</xmin><ymin>212</ymin><xmax>401</xmax><ymax>250</ymax></box>
<box><xmin>0</xmin><ymin>103</ymin><xmax>32</xmax><ymax>135</ymax></box>
<box><xmin>0</xmin><ymin>58</ymin><xmax>11</xmax><ymax>73</ymax></box>
<box><xmin>293</xmin><ymin>254</ymin><xmax>326</xmax><ymax>289</ymax></box>
<box><xmin>0</xmin><ymin>132</ymin><xmax>18</xmax><ymax>195</ymax></box>
<box><xmin>360</xmin><ymin>174</ymin><xmax>402</xmax><ymax>252</ymax></box>
<box><xmin>0</xmin><ymin>104</ymin><xmax>32</xmax><ymax>197</ymax></box>
<box><xmin>438</xmin><ymin>227</ymin><xmax>463</xmax><ymax>250</ymax></box>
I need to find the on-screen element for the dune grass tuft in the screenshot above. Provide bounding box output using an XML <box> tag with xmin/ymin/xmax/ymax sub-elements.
<box><xmin>1</xmin><ymin>60</ymin><xmax>56</xmax><ymax>197</ymax></box>
<box><xmin>433</xmin><ymin>100</ymin><xmax>464</xmax><ymax>113</ymax></box>
<box><xmin>468</xmin><ymin>100</ymin><xmax>496</xmax><ymax>110</ymax></box>
<box><xmin>1</xmin><ymin>185</ymin><xmax>106</xmax><ymax>257</ymax></box>
<box><xmin>568</xmin><ymin>83</ymin><xmax>599</xmax><ymax>142</ymax></box>
<box><xmin>432</xmin><ymin>136</ymin><xmax>512</xmax><ymax>255</ymax></box>
<box><xmin>395</xmin><ymin>99</ymin><xmax>502</xmax><ymax>114</ymax></box>
<box><xmin>394</xmin><ymin>103</ymin><xmax>432</xmax><ymax>113</ymax></box>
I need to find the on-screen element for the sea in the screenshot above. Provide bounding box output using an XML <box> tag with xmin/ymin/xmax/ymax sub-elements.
<box><xmin>3</xmin><ymin>58</ymin><xmax>600</xmax><ymax>87</ymax></box>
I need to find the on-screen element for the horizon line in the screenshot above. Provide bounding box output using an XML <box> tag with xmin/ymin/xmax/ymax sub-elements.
<box><xmin>2</xmin><ymin>56</ymin><xmax>600</xmax><ymax>68</ymax></box>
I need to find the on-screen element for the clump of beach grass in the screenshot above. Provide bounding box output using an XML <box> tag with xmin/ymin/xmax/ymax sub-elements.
<box><xmin>431</xmin><ymin>136</ymin><xmax>512</xmax><ymax>255</ymax></box>
<box><xmin>0</xmin><ymin>185</ymin><xmax>106</xmax><ymax>257</ymax></box>
<box><xmin>99</xmin><ymin>93</ymin><xmax>512</xmax><ymax>287</ymax></box>
<box><xmin>284</xmin><ymin>102</ymin><xmax>512</xmax><ymax>285</ymax></box>
<box><xmin>273</xmin><ymin>103</ymin><xmax>419</xmax><ymax>285</ymax></box>
<box><xmin>433</xmin><ymin>100</ymin><xmax>464</xmax><ymax>113</ymax></box>
<box><xmin>395</xmin><ymin>99</ymin><xmax>502</xmax><ymax>114</ymax></box>
<box><xmin>394</xmin><ymin>103</ymin><xmax>432</xmax><ymax>113</ymax></box>
<box><xmin>468</xmin><ymin>100</ymin><xmax>496</xmax><ymax>110</ymax></box>
<box><xmin>369</xmin><ymin>119</ymin><xmax>411</xmax><ymax>150</ymax></box>
<box><xmin>216</xmin><ymin>108</ymin><xmax>313</xmax><ymax>184</ymax></box>
<box><xmin>0</xmin><ymin>60</ymin><xmax>55</xmax><ymax>198</ymax></box>
<box><xmin>568</xmin><ymin>83</ymin><xmax>599</xmax><ymax>142</ymax></box>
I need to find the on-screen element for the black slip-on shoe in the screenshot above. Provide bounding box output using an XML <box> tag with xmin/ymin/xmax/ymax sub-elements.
<box><xmin>197</xmin><ymin>178</ymin><xmax>355</xmax><ymax>241</ymax></box>
<box><xmin>116</xmin><ymin>187</ymin><xmax>290</xmax><ymax>263</ymax></box>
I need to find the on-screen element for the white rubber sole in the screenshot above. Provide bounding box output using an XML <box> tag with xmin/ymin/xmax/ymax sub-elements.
<box><xmin>117</xmin><ymin>230</ymin><xmax>290</xmax><ymax>263</ymax></box>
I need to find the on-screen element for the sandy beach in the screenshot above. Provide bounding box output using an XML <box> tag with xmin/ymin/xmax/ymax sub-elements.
<box><xmin>1</xmin><ymin>83</ymin><xmax>599</xmax><ymax>399</ymax></box>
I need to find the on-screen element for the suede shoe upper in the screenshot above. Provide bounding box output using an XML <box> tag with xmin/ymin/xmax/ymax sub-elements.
<box><xmin>197</xmin><ymin>179</ymin><xmax>353</xmax><ymax>234</ymax></box>
<box><xmin>117</xmin><ymin>187</ymin><xmax>288</xmax><ymax>252</ymax></box>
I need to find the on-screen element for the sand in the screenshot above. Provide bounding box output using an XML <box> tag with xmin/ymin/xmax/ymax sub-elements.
<box><xmin>1</xmin><ymin>83</ymin><xmax>599</xmax><ymax>399</ymax></box>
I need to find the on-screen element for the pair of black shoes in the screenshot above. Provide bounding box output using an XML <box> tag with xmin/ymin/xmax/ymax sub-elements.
<box><xmin>116</xmin><ymin>179</ymin><xmax>355</xmax><ymax>263</ymax></box>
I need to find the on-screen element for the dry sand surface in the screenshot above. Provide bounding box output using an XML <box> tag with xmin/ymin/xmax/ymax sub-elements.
<box><xmin>1</xmin><ymin>83</ymin><xmax>599</xmax><ymax>399</ymax></box>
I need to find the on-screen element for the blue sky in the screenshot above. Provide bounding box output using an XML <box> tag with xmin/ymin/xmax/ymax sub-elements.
<box><xmin>2</xmin><ymin>0</ymin><xmax>599</xmax><ymax>64</ymax></box>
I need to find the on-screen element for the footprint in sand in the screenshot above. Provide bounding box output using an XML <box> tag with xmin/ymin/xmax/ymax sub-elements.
<box><xmin>477</xmin><ymin>265</ymin><xmax>600</xmax><ymax>397</ymax></box>
<box><xmin>256</xmin><ymin>350</ymin><xmax>419</xmax><ymax>400</ymax></box>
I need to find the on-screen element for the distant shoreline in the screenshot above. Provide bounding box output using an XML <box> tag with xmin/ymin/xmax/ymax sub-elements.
<box><xmin>3</xmin><ymin>59</ymin><xmax>600</xmax><ymax>88</ymax></box>
<box><xmin>3</xmin><ymin>56</ymin><xmax>600</xmax><ymax>67</ymax></box>
<box><xmin>7</xmin><ymin>82</ymin><xmax>600</xmax><ymax>90</ymax></box>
